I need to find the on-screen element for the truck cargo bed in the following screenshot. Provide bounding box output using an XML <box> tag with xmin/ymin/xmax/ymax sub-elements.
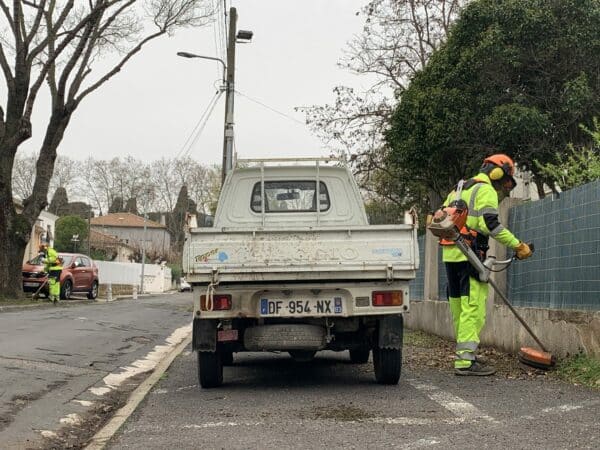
<box><xmin>183</xmin><ymin>225</ymin><xmax>418</xmax><ymax>284</ymax></box>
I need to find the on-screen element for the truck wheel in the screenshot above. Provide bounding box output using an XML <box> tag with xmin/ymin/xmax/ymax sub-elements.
<box><xmin>222</xmin><ymin>350</ymin><xmax>234</xmax><ymax>366</ymax></box>
<box><xmin>288</xmin><ymin>350</ymin><xmax>316</xmax><ymax>362</ymax></box>
<box><xmin>373</xmin><ymin>347</ymin><xmax>402</xmax><ymax>385</ymax></box>
<box><xmin>198</xmin><ymin>351</ymin><xmax>223</xmax><ymax>388</ymax></box>
<box><xmin>349</xmin><ymin>347</ymin><xmax>370</xmax><ymax>364</ymax></box>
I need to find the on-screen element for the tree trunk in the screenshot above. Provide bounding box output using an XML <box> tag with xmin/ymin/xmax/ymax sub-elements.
<box><xmin>0</xmin><ymin>149</ymin><xmax>31</xmax><ymax>299</ymax></box>
<box><xmin>0</xmin><ymin>110</ymin><xmax>71</xmax><ymax>299</ymax></box>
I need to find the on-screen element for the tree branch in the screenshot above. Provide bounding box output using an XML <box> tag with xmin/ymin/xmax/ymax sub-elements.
<box><xmin>76</xmin><ymin>29</ymin><xmax>165</xmax><ymax>104</ymax></box>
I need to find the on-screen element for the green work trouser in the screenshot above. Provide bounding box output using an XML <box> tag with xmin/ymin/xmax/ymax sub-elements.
<box><xmin>48</xmin><ymin>270</ymin><xmax>61</xmax><ymax>300</ymax></box>
<box><xmin>445</xmin><ymin>261</ymin><xmax>488</xmax><ymax>368</ymax></box>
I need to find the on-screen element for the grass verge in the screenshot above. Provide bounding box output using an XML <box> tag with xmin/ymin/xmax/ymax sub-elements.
<box><xmin>554</xmin><ymin>353</ymin><xmax>600</xmax><ymax>389</ymax></box>
<box><xmin>0</xmin><ymin>297</ymin><xmax>44</xmax><ymax>307</ymax></box>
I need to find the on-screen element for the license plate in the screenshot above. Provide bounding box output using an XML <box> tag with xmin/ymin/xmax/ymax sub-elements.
<box><xmin>24</xmin><ymin>282</ymin><xmax>41</xmax><ymax>287</ymax></box>
<box><xmin>260</xmin><ymin>297</ymin><xmax>343</xmax><ymax>316</ymax></box>
<box><xmin>217</xmin><ymin>329</ymin><xmax>238</xmax><ymax>342</ymax></box>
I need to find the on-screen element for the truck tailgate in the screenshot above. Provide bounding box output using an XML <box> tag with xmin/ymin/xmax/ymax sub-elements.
<box><xmin>183</xmin><ymin>225</ymin><xmax>418</xmax><ymax>283</ymax></box>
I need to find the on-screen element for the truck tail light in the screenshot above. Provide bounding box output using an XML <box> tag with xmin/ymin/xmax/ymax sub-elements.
<box><xmin>372</xmin><ymin>291</ymin><xmax>403</xmax><ymax>307</ymax></box>
<box><xmin>200</xmin><ymin>294</ymin><xmax>232</xmax><ymax>311</ymax></box>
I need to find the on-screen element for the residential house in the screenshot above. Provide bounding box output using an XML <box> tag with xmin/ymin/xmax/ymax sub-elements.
<box><xmin>14</xmin><ymin>199</ymin><xmax>60</xmax><ymax>264</ymax></box>
<box><xmin>90</xmin><ymin>213</ymin><xmax>171</xmax><ymax>259</ymax></box>
<box><xmin>89</xmin><ymin>229</ymin><xmax>135</xmax><ymax>262</ymax></box>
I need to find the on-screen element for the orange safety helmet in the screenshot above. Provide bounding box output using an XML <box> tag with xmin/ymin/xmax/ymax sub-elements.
<box><xmin>481</xmin><ymin>153</ymin><xmax>517</xmax><ymax>192</ymax></box>
<box><xmin>38</xmin><ymin>242</ymin><xmax>48</xmax><ymax>252</ymax></box>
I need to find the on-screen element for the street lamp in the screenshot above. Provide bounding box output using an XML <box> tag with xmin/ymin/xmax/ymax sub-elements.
<box><xmin>177</xmin><ymin>7</ymin><xmax>252</xmax><ymax>184</ymax></box>
<box><xmin>176</xmin><ymin>52</ymin><xmax>227</xmax><ymax>83</ymax></box>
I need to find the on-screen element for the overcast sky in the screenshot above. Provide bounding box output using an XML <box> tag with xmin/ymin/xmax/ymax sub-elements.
<box><xmin>19</xmin><ymin>0</ymin><xmax>372</xmax><ymax>168</ymax></box>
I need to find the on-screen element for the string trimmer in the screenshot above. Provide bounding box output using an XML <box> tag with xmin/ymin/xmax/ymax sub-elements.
<box><xmin>32</xmin><ymin>278</ymin><xmax>48</xmax><ymax>300</ymax></box>
<box><xmin>428</xmin><ymin>200</ymin><xmax>556</xmax><ymax>370</ymax></box>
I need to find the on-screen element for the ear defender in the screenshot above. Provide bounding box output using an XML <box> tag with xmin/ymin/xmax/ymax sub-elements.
<box><xmin>489</xmin><ymin>166</ymin><xmax>505</xmax><ymax>180</ymax></box>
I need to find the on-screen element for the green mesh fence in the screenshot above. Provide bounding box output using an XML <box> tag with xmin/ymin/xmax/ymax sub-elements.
<box><xmin>409</xmin><ymin>234</ymin><xmax>426</xmax><ymax>300</ymax></box>
<box><xmin>507</xmin><ymin>180</ymin><xmax>600</xmax><ymax>310</ymax></box>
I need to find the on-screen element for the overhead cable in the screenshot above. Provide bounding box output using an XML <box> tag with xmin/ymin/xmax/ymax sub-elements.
<box><xmin>235</xmin><ymin>90</ymin><xmax>307</xmax><ymax>126</ymax></box>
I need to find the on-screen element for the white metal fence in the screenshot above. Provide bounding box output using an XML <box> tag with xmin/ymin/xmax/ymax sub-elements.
<box><xmin>94</xmin><ymin>260</ymin><xmax>172</xmax><ymax>293</ymax></box>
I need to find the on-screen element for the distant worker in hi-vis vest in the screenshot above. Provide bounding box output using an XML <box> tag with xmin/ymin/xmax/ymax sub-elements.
<box><xmin>40</xmin><ymin>243</ymin><xmax>63</xmax><ymax>304</ymax></box>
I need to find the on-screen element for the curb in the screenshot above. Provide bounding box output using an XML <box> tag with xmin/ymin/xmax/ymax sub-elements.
<box><xmin>85</xmin><ymin>332</ymin><xmax>192</xmax><ymax>449</ymax></box>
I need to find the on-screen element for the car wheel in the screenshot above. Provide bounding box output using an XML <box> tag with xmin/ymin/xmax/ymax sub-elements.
<box><xmin>61</xmin><ymin>280</ymin><xmax>72</xmax><ymax>300</ymax></box>
<box><xmin>198</xmin><ymin>351</ymin><xmax>223</xmax><ymax>388</ymax></box>
<box><xmin>87</xmin><ymin>281</ymin><xmax>98</xmax><ymax>300</ymax></box>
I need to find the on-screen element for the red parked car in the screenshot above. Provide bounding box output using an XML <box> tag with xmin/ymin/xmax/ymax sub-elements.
<box><xmin>22</xmin><ymin>252</ymin><xmax>99</xmax><ymax>300</ymax></box>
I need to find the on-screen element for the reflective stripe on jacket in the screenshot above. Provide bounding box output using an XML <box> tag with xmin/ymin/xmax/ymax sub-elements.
<box><xmin>442</xmin><ymin>172</ymin><xmax>519</xmax><ymax>263</ymax></box>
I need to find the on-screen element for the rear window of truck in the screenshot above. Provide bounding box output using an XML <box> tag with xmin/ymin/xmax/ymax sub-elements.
<box><xmin>251</xmin><ymin>180</ymin><xmax>331</xmax><ymax>213</ymax></box>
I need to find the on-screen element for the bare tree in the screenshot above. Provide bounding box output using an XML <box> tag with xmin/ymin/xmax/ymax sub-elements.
<box><xmin>13</xmin><ymin>151</ymin><xmax>78</xmax><ymax>201</ymax></box>
<box><xmin>298</xmin><ymin>0</ymin><xmax>466</xmax><ymax>207</ymax></box>
<box><xmin>0</xmin><ymin>0</ymin><xmax>214</xmax><ymax>298</ymax></box>
<box><xmin>11</xmin><ymin>151</ymin><xmax>37</xmax><ymax>200</ymax></box>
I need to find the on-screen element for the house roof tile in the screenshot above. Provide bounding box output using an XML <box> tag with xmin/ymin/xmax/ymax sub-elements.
<box><xmin>90</xmin><ymin>212</ymin><xmax>165</xmax><ymax>229</ymax></box>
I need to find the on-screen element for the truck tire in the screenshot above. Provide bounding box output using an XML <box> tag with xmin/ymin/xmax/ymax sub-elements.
<box><xmin>198</xmin><ymin>351</ymin><xmax>223</xmax><ymax>388</ymax></box>
<box><xmin>244</xmin><ymin>324</ymin><xmax>326</xmax><ymax>351</ymax></box>
<box><xmin>349</xmin><ymin>347</ymin><xmax>370</xmax><ymax>364</ymax></box>
<box><xmin>222</xmin><ymin>350</ymin><xmax>234</xmax><ymax>366</ymax></box>
<box><xmin>373</xmin><ymin>347</ymin><xmax>402</xmax><ymax>385</ymax></box>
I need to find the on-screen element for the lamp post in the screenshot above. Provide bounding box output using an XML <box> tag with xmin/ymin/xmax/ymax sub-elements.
<box><xmin>140</xmin><ymin>211</ymin><xmax>147</xmax><ymax>294</ymax></box>
<box><xmin>177</xmin><ymin>7</ymin><xmax>252</xmax><ymax>185</ymax></box>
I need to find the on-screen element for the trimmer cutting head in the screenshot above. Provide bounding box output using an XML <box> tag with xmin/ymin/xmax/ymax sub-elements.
<box><xmin>518</xmin><ymin>347</ymin><xmax>556</xmax><ymax>370</ymax></box>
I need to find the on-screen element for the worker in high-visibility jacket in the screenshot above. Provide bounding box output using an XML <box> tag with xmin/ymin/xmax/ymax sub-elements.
<box><xmin>40</xmin><ymin>243</ymin><xmax>63</xmax><ymax>304</ymax></box>
<box><xmin>441</xmin><ymin>154</ymin><xmax>532</xmax><ymax>375</ymax></box>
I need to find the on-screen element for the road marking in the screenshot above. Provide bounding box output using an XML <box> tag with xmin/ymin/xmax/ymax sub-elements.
<box><xmin>407</xmin><ymin>380</ymin><xmax>498</xmax><ymax>423</ymax></box>
<box><xmin>401</xmin><ymin>438</ymin><xmax>442</xmax><ymax>449</ymax></box>
<box><xmin>72</xmin><ymin>400</ymin><xmax>94</xmax><ymax>407</ymax></box>
<box><xmin>85</xmin><ymin>328</ymin><xmax>192</xmax><ymax>450</ymax></box>
<box><xmin>541</xmin><ymin>404</ymin><xmax>584</xmax><ymax>413</ymax></box>
<box><xmin>60</xmin><ymin>413</ymin><xmax>82</xmax><ymax>425</ymax></box>
<box><xmin>89</xmin><ymin>324</ymin><xmax>192</xmax><ymax>397</ymax></box>
<box><xmin>183</xmin><ymin>422</ymin><xmax>263</xmax><ymax>429</ymax></box>
<box><xmin>39</xmin><ymin>430</ymin><xmax>58</xmax><ymax>439</ymax></box>
<box><xmin>367</xmin><ymin>417</ymin><xmax>464</xmax><ymax>426</ymax></box>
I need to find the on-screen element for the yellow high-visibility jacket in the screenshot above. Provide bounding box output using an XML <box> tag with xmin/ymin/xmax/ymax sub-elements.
<box><xmin>442</xmin><ymin>173</ymin><xmax>520</xmax><ymax>263</ymax></box>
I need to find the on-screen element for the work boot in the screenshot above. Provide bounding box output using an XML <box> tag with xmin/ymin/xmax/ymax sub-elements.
<box><xmin>52</xmin><ymin>297</ymin><xmax>58</xmax><ymax>305</ymax></box>
<box><xmin>455</xmin><ymin>361</ymin><xmax>496</xmax><ymax>376</ymax></box>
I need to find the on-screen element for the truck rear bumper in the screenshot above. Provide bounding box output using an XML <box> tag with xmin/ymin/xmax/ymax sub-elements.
<box><xmin>191</xmin><ymin>280</ymin><xmax>410</xmax><ymax>320</ymax></box>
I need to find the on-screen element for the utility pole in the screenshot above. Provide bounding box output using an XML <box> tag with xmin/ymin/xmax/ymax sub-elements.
<box><xmin>140</xmin><ymin>211</ymin><xmax>147</xmax><ymax>294</ymax></box>
<box><xmin>221</xmin><ymin>7</ymin><xmax>237</xmax><ymax>184</ymax></box>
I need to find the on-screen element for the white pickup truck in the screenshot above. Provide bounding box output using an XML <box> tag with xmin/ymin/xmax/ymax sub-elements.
<box><xmin>182</xmin><ymin>158</ymin><xmax>419</xmax><ymax>387</ymax></box>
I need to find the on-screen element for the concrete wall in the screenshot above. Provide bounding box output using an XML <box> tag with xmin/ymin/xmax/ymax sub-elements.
<box><xmin>409</xmin><ymin>196</ymin><xmax>600</xmax><ymax>358</ymax></box>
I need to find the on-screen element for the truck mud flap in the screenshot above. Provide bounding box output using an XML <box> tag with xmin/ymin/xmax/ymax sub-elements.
<box><xmin>378</xmin><ymin>315</ymin><xmax>404</xmax><ymax>350</ymax></box>
<box><xmin>193</xmin><ymin>319</ymin><xmax>217</xmax><ymax>352</ymax></box>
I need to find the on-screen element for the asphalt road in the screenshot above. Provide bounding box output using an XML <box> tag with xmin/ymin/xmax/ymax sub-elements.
<box><xmin>0</xmin><ymin>293</ymin><xmax>193</xmax><ymax>449</ymax></box>
<box><xmin>109</xmin><ymin>349</ymin><xmax>600</xmax><ymax>450</ymax></box>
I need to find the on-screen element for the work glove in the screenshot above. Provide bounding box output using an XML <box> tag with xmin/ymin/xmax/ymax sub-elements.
<box><xmin>515</xmin><ymin>241</ymin><xmax>533</xmax><ymax>260</ymax></box>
